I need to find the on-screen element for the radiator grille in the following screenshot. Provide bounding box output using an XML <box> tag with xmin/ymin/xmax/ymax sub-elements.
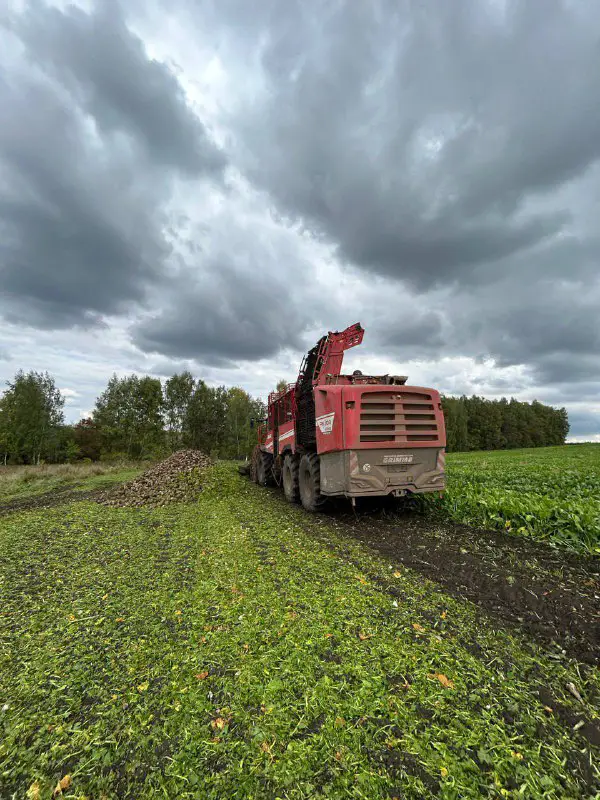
<box><xmin>360</xmin><ymin>391</ymin><xmax>439</xmax><ymax>443</ymax></box>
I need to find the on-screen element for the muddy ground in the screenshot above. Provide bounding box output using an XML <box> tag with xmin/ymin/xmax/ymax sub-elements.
<box><xmin>327</xmin><ymin>505</ymin><xmax>600</xmax><ymax>665</ymax></box>
<box><xmin>0</xmin><ymin>485</ymin><xmax>102</xmax><ymax>516</ymax></box>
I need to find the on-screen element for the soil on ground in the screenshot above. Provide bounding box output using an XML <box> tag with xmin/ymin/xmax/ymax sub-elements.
<box><xmin>0</xmin><ymin>485</ymin><xmax>102</xmax><ymax>516</ymax></box>
<box><xmin>327</xmin><ymin>505</ymin><xmax>600</xmax><ymax>664</ymax></box>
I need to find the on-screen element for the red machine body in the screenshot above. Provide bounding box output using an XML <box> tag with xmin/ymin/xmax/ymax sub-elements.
<box><xmin>252</xmin><ymin>323</ymin><xmax>446</xmax><ymax>509</ymax></box>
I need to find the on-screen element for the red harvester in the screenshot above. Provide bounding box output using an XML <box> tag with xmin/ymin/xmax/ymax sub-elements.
<box><xmin>249</xmin><ymin>323</ymin><xmax>446</xmax><ymax>511</ymax></box>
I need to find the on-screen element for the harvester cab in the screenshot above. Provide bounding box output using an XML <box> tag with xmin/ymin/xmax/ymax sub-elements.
<box><xmin>248</xmin><ymin>323</ymin><xmax>446</xmax><ymax>511</ymax></box>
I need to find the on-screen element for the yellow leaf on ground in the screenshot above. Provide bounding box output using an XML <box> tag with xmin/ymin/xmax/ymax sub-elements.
<box><xmin>27</xmin><ymin>782</ymin><xmax>41</xmax><ymax>800</ymax></box>
<box><xmin>430</xmin><ymin>673</ymin><xmax>455</xmax><ymax>689</ymax></box>
<box><xmin>393</xmin><ymin>571</ymin><xmax>402</xmax><ymax>578</ymax></box>
<box><xmin>195</xmin><ymin>671</ymin><xmax>209</xmax><ymax>680</ymax></box>
<box><xmin>211</xmin><ymin>717</ymin><xmax>227</xmax><ymax>730</ymax></box>
<box><xmin>358</xmin><ymin>632</ymin><xmax>372</xmax><ymax>641</ymax></box>
<box><xmin>137</xmin><ymin>681</ymin><xmax>149</xmax><ymax>692</ymax></box>
<box><xmin>334</xmin><ymin>716</ymin><xmax>346</xmax><ymax>727</ymax></box>
<box><xmin>441</xmin><ymin>767</ymin><xmax>448</xmax><ymax>778</ymax></box>
<box><xmin>412</xmin><ymin>623</ymin><xmax>425</xmax><ymax>633</ymax></box>
<box><xmin>53</xmin><ymin>775</ymin><xmax>72</xmax><ymax>796</ymax></box>
<box><xmin>440</xmin><ymin>611</ymin><xmax>447</xmax><ymax>619</ymax></box>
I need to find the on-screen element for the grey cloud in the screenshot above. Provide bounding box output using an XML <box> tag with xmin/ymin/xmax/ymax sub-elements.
<box><xmin>375</xmin><ymin>310</ymin><xmax>445</xmax><ymax>357</ymax></box>
<box><xmin>470</xmin><ymin>376</ymin><xmax>530</xmax><ymax>394</ymax></box>
<box><xmin>0</xmin><ymin>77</ymin><xmax>168</xmax><ymax>327</ymax></box>
<box><xmin>566</xmin><ymin>410</ymin><xmax>600</xmax><ymax>438</ymax></box>
<box><xmin>367</xmin><ymin>231</ymin><xmax>600</xmax><ymax>384</ymax></box>
<box><xmin>461</xmin><ymin>273</ymin><xmax>600</xmax><ymax>383</ymax></box>
<box><xmin>145</xmin><ymin>357</ymin><xmax>200</xmax><ymax>378</ymax></box>
<box><xmin>213</xmin><ymin>0</ymin><xmax>600</xmax><ymax>288</ymax></box>
<box><xmin>10</xmin><ymin>1</ymin><xmax>226</xmax><ymax>176</ymax></box>
<box><xmin>132</xmin><ymin>257</ymin><xmax>313</xmax><ymax>364</ymax></box>
<box><xmin>530</xmin><ymin>355</ymin><xmax>600</xmax><ymax>387</ymax></box>
<box><xmin>0</xmin><ymin>1</ymin><xmax>224</xmax><ymax>329</ymax></box>
<box><xmin>533</xmin><ymin>382</ymin><xmax>600</xmax><ymax>406</ymax></box>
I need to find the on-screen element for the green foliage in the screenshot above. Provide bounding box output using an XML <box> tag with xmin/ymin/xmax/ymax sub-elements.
<box><xmin>73</xmin><ymin>418</ymin><xmax>102</xmax><ymax>461</ymax></box>
<box><xmin>164</xmin><ymin>371</ymin><xmax>195</xmax><ymax>450</ymax></box>
<box><xmin>222</xmin><ymin>386</ymin><xmax>265</xmax><ymax>460</ymax></box>
<box><xmin>0</xmin><ymin>370</ymin><xmax>65</xmax><ymax>464</ymax></box>
<box><xmin>0</xmin><ymin>463</ymin><xmax>598</xmax><ymax>798</ymax></box>
<box><xmin>183</xmin><ymin>380</ymin><xmax>227</xmax><ymax>454</ymax></box>
<box><xmin>182</xmin><ymin>381</ymin><xmax>265</xmax><ymax>460</ymax></box>
<box><xmin>442</xmin><ymin>395</ymin><xmax>569</xmax><ymax>452</ymax></box>
<box><xmin>432</xmin><ymin>444</ymin><xmax>600</xmax><ymax>555</ymax></box>
<box><xmin>93</xmin><ymin>374</ymin><xmax>164</xmax><ymax>458</ymax></box>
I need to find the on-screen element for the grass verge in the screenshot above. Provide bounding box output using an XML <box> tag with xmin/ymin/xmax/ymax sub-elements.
<box><xmin>0</xmin><ymin>462</ymin><xmax>146</xmax><ymax>503</ymax></box>
<box><xmin>0</xmin><ymin>463</ymin><xmax>598</xmax><ymax>798</ymax></box>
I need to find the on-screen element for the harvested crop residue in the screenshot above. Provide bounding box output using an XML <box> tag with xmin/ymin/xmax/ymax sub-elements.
<box><xmin>99</xmin><ymin>450</ymin><xmax>211</xmax><ymax>508</ymax></box>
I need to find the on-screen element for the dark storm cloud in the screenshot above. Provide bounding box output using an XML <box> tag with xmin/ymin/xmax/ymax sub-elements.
<box><xmin>131</xmin><ymin>258</ymin><xmax>310</xmax><ymax>365</ymax></box>
<box><xmin>213</xmin><ymin>0</ymin><xmax>600</xmax><ymax>288</ymax></box>
<box><xmin>0</xmin><ymin>1</ymin><xmax>225</xmax><ymax>328</ymax></box>
<box><xmin>452</xmin><ymin>264</ymin><xmax>600</xmax><ymax>383</ymax></box>
<box><xmin>365</xmin><ymin>228</ymin><xmax>600</xmax><ymax>384</ymax></box>
<box><xmin>9</xmin><ymin>1</ymin><xmax>226</xmax><ymax>176</ymax></box>
<box><xmin>0</xmin><ymin>78</ymin><xmax>166</xmax><ymax>327</ymax></box>
<box><xmin>375</xmin><ymin>310</ymin><xmax>445</xmax><ymax>354</ymax></box>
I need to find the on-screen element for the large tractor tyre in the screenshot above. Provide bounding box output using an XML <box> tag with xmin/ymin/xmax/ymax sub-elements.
<box><xmin>282</xmin><ymin>454</ymin><xmax>300</xmax><ymax>504</ymax></box>
<box><xmin>299</xmin><ymin>453</ymin><xmax>326</xmax><ymax>512</ymax></box>
<box><xmin>256</xmin><ymin>450</ymin><xmax>275</xmax><ymax>487</ymax></box>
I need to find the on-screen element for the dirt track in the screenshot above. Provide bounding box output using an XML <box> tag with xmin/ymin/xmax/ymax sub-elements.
<box><xmin>328</xmin><ymin>507</ymin><xmax>600</xmax><ymax>665</ymax></box>
<box><xmin>0</xmin><ymin>485</ymin><xmax>102</xmax><ymax>516</ymax></box>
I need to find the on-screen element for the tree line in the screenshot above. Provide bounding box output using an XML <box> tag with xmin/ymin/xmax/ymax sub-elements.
<box><xmin>0</xmin><ymin>369</ymin><xmax>570</xmax><ymax>464</ymax></box>
<box><xmin>0</xmin><ymin>370</ymin><xmax>265</xmax><ymax>464</ymax></box>
<box><xmin>441</xmin><ymin>395</ymin><xmax>569</xmax><ymax>452</ymax></box>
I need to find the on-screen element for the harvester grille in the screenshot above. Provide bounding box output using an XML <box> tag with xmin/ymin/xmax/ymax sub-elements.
<box><xmin>359</xmin><ymin>391</ymin><xmax>439</xmax><ymax>443</ymax></box>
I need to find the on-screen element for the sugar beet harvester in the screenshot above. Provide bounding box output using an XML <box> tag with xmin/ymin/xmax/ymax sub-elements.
<box><xmin>248</xmin><ymin>323</ymin><xmax>446</xmax><ymax>511</ymax></box>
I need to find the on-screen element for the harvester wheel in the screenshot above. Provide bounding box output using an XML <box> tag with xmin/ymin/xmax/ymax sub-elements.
<box><xmin>299</xmin><ymin>453</ymin><xmax>325</xmax><ymax>512</ymax></box>
<box><xmin>282</xmin><ymin>454</ymin><xmax>300</xmax><ymax>503</ymax></box>
<box><xmin>256</xmin><ymin>450</ymin><xmax>274</xmax><ymax>487</ymax></box>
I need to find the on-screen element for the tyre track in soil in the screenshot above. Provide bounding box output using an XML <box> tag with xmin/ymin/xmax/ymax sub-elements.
<box><xmin>0</xmin><ymin>485</ymin><xmax>104</xmax><ymax>516</ymax></box>
<box><xmin>322</xmin><ymin>506</ymin><xmax>600</xmax><ymax>665</ymax></box>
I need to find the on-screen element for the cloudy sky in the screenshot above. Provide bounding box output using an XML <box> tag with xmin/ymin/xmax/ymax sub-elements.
<box><xmin>1</xmin><ymin>0</ymin><xmax>599</xmax><ymax>441</ymax></box>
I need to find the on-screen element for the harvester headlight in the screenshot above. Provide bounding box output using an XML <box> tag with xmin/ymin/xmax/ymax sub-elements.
<box><xmin>363</xmin><ymin>463</ymin><xmax>371</xmax><ymax>472</ymax></box>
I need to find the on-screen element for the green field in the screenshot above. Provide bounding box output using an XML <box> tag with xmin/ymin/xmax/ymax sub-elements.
<box><xmin>0</xmin><ymin>459</ymin><xmax>598</xmax><ymax>799</ymax></box>
<box><xmin>437</xmin><ymin>444</ymin><xmax>600</xmax><ymax>555</ymax></box>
